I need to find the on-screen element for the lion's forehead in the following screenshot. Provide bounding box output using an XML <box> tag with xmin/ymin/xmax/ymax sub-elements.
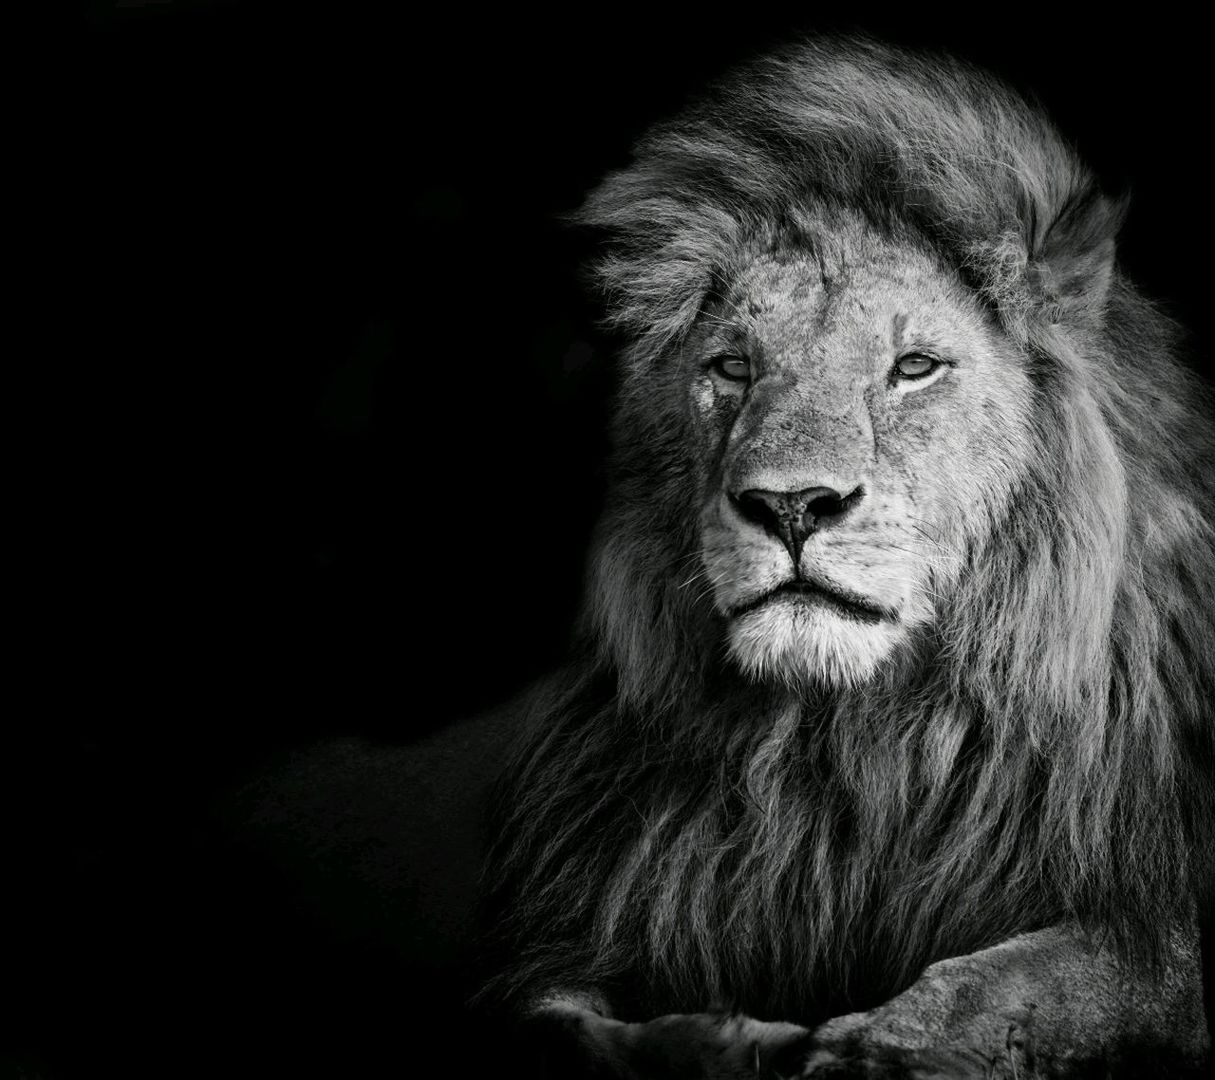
<box><xmin>725</xmin><ymin>238</ymin><xmax>979</xmax><ymax>375</ymax></box>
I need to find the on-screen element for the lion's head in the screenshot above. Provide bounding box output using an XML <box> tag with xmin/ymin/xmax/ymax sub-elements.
<box><xmin>687</xmin><ymin>212</ymin><xmax>1032</xmax><ymax>687</ymax></box>
<box><xmin>484</xmin><ymin>37</ymin><xmax>1215</xmax><ymax>1022</ymax></box>
<box><xmin>576</xmin><ymin>38</ymin><xmax>1159</xmax><ymax>708</ymax></box>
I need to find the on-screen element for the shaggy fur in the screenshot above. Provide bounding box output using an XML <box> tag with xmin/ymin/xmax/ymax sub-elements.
<box><xmin>477</xmin><ymin>36</ymin><xmax>1215</xmax><ymax>1032</ymax></box>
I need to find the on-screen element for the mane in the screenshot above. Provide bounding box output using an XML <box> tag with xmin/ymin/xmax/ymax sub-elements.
<box><xmin>479</xmin><ymin>36</ymin><xmax>1215</xmax><ymax>1024</ymax></box>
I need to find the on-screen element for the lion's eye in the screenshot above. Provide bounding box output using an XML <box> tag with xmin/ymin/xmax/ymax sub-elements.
<box><xmin>893</xmin><ymin>354</ymin><xmax>939</xmax><ymax>380</ymax></box>
<box><xmin>712</xmin><ymin>356</ymin><xmax>752</xmax><ymax>381</ymax></box>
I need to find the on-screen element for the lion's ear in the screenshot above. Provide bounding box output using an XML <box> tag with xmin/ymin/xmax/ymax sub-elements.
<box><xmin>1029</xmin><ymin>189</ymin><xmax>1128</xmax><ymax>324</ymax></box>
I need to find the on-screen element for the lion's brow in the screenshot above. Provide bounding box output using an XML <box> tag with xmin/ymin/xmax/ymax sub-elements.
<box><xmin>892</xmin><ymin>312</ymin><xmax>908</xmax><ymax>346</ymax></box>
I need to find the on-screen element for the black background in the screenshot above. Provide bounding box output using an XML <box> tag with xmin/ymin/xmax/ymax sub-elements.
<box><xmin>19</xmin><ymin>4</ymin><xmax>1212</xmax><ymax>1077</ymax></box>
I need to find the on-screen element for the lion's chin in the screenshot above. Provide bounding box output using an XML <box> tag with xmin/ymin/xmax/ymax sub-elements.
<box><xmin>727</xmin><ymin>594</ymin><xmax>904</xmax><ymax>689</ymax></box>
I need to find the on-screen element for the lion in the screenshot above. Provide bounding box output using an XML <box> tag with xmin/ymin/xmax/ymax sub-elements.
<box><xmin>239</xmin><ymin>33</ymin><xmax>1213</xmax><ymax>1080</ymax></box>
<box><xmin>458</xmin><ymin>35</ymin><xmax>1215</xmax><ymax>1079</ymax></box>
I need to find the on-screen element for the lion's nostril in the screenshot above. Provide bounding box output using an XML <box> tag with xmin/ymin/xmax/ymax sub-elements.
<box><xmin>806</xmin><ymin>491</ymin><xmax>844</xmax><ymax>519</ymax></box>
<box><xmin>806</xmin><ymin>485</ymin><xmax>864</xmax><ymax>522</ymax></box>
<box><xmin>733</xmin><ymin>490</ymin><xmax>789</xmax><ymax>535</ymax></box>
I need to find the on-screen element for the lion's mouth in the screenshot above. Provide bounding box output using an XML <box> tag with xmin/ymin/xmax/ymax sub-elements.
<box><xmin>730</xmin><ymin>579</ymin><xmax>894</xmax><ymax>624</ymax></box>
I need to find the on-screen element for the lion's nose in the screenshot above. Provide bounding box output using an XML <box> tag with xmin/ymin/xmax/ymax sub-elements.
<box><xmin>731</xmin><ymin>485</ymin><xmax>864</xmax><ymax>564</ymax></box>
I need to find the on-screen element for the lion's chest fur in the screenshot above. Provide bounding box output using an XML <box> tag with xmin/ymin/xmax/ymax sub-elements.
<box><xmin>493</xmin><ymin>692</ymin><xmax>1059</xmax><ymax>1023</ymax></box>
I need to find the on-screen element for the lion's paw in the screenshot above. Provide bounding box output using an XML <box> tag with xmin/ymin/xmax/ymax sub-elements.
<box><xmin>775</xmin><ymin>1017</ymin><xmax>1035</xmax><ymax>1079</ymax></box>
<box><xmin>573</xmin><ymin>1010</ymin><xmax>809</xmax><ymax>1079</ymax></box>
<box><xmin>795</xmin><ymin>1047</ymin><xmax>1020</xmax><ymax>1079</ymax></box>
<box><xmin>622</xmin><ymin>1012</ymin><xmax>811</xmax><ymax>1079</ymax></box>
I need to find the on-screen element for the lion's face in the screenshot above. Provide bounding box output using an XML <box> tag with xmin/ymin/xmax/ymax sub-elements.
<box><xmin>686</xmin><ymin>217</ymin><xmax>1034</xmax><ymax>687</ymax></box>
